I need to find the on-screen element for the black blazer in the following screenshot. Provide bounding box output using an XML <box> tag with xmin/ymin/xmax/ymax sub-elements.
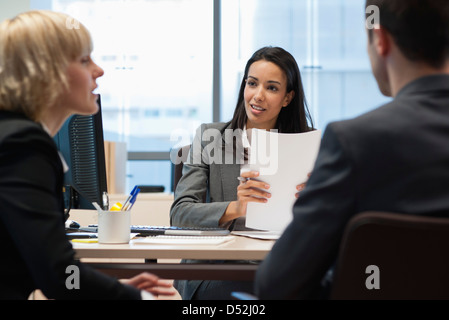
<box><xmin>255</xmin><ymin>74</ymin><xmax>449</xmax><ymax>299</ymax></box>
<box><xmin>0</xmin><ymin>111</ymin><xmax>141</xmax><ymax>299</ymax></box>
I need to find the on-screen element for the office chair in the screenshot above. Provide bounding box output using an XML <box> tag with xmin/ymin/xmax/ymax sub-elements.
<box><xmin>330</xmin><ymin>211</ymin><xmax>449</xmax><ymax>300</ymax></box>
<box><xmin>171</xmin><ymin>144</ymin><xmax>209</xmax><ymax>204</ymax></box>
<box><xmin>233</xmin><ymin>211</ymin><xmax>449</xmax><ymax>300</ymax></box>
<box><xmin>171</xmin><ymin>144</ymin><xmax>191</xmax><ymax>193</ymax></box>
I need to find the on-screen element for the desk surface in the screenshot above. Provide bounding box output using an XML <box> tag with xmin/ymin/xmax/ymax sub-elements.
<box><xmin>73</xmin><ymin>235</ymin><xmax>274</xmax><ymax>261</ymax></box>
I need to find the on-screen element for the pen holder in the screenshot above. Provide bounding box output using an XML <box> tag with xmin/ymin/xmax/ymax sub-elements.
<box><xmin>97</xmin><ymin>209</ymin><xmax>131</xmax><ymax>244</ymax></box>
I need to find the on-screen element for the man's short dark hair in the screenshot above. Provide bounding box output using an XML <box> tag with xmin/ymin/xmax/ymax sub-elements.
<box><xmin>366</xmin><ymin>0</ymin><xmax>449</xmax><ymax>68</ymax></box>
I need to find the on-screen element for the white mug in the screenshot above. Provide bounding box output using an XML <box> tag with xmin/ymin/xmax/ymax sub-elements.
<box><xmin>97</xmin><ymin>210</ymin><xmax>130</xmax><ymax>244</ymax></box>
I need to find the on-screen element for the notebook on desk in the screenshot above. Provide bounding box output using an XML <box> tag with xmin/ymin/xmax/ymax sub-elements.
<box><xmin>132</xmin><ymin>235</ymin><xmax>235</xmax><ymax>245</ymax></box>
<box><xmin>79</xmin><ymin>225</ymin><xmax>231</xmax><ymax>237</ymax></box>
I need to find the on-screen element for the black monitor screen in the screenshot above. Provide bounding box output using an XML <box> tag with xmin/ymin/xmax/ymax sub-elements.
<box><xmin>54</xmin><ymin>96</ymin><xmax>108</xmax><ymax>210</ymax></box>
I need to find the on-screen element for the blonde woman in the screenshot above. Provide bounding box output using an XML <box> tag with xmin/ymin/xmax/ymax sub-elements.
<box><xmin>0</xmin><ymin>10</ymin><xmax>173</xmax><ymax>299</ymax></box>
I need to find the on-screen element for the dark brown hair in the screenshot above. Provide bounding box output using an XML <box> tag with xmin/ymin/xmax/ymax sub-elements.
<box><xmin>366</xmin><ymin>0</ymin><xmax>449</xmax><ymax>68</ymax></box>
<box><xmin>229</xmin><ymin>46</ymin><xmax>314</xmax><ymax>133</ymax></box>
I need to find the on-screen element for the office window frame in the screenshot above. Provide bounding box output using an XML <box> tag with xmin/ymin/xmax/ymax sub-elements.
<box><xmin>29</xmin><ymin>0</ymin><xmax>389</xmax><ymax>192</ymax></box>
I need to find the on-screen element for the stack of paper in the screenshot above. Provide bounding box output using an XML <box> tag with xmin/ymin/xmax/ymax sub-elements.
<box><xmin>242</xmin><ymin>129</ymin><xmax>321</xmax><ymax>232</ymax></box>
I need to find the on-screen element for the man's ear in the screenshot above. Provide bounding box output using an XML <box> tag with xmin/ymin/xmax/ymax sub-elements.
<box><xmin>372</xmin><ymin>25</ymin><xmax>391</xmax><ymax>57</ymax></box>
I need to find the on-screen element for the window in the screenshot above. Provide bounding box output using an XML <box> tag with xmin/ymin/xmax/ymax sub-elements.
<box><xmin>31</xmin><ymin>0</ymin><xmax>390</xmax><ymax>192</ymax></box>
<box><xmin>221</xmin><ymin>0</ymin><xmax>391</xmax><ymax>129</ymax></box>
<box><xmin>33</xmin><ymin>0</ymin><xmax>213</xmax><ymax>192</ymax></box>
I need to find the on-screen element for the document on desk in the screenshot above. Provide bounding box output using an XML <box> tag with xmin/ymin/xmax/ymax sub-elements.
<box><xmin>242</xmin><ymin>129</ymin><xmax>321</xmax><ymax>232</ymax></box>
<box><xmin>132</xmin><ymin>235</ymin><xmax>235</xmax><ymax>245</ymax></box>
<box><xmin>232</xmin><ymin>231</ymin><xmax>280</xmax><ymax>240</ymax></box>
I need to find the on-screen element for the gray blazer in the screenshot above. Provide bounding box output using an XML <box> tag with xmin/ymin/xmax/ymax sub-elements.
<box><xmin>170</xmin><ymin>121</ymin><xmax>245</xmax><ymax>229</ymax></box>
<box><xmin>170</xmin><ymin>122</ymin><xmax>256</xmax><ymax>300</ymax></box>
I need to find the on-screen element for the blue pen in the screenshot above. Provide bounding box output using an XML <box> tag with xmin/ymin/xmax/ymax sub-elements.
<box><xmin>125</xmin><ymin>188</ymin><xmax>140</xmax><ymax>211</ymax></box>
<box><xmin>121</xmin><ymin>186</ymin><xmax>138</xmax><ymax>211</ymax></box>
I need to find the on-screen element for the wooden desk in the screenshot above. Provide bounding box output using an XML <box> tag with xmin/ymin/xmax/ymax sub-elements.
<box><xmin>73</xmin><ymin>235</ymin><xmax>275</xmax><ymax>281</ymax></box>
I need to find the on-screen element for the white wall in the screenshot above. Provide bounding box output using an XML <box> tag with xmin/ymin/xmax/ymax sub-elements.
<box><xmin>0</xmin><ymin>0</ymin><xmax>30</xmax><ymax>23</ymax></box>
<box><xmin>69</xmin><ymin>193</ymin><xmax>174</xmax><ymax>227</ymax></box>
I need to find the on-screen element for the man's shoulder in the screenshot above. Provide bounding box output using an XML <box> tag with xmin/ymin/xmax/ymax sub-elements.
<box><xmin>323</xmin><ymin>100</ymin><xmax>406</xmax><ymax>154</ymax></box>
<box><xmin>328</xmin><ymin>100</ymin><xmax>397</xmax><ymax>134</ymax></box>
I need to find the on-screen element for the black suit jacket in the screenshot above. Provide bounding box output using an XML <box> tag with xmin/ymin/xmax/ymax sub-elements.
<box><xmin>0</xmin><ymin>111</ymin><xmax>141</xmax><ymax>299</ymax></box>
<box><xmin>255</xmin><ymin>74</ymin><xmax>449</xmax><ymax>299</ymax></box>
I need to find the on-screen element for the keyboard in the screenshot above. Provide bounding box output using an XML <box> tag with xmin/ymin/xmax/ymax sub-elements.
<box><xmin>80</xmin><ymin>225</ymin><xmax>230</xmax><ymax>236</ymax></box>
<box><xmin>131</xmin><ymin>225</ymin><xmax>231</xmax><ymax>236</ymax></box>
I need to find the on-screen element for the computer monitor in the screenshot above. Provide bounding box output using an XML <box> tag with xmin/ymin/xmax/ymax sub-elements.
<box><xmin>53</xmin><ymin>95</ymin><xmax>108</xmax><ymax>210</ymax></box>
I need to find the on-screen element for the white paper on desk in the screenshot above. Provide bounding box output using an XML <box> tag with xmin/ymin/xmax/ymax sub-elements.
<box><xmin>132</xmin><ymin>235</ymin><xmax>235</xmax><ymax>245</ymax></box>
<box><xmin>232</xmin><ymin>231</ymin><xmax>280</xmax><ymax>240</ymax></box>
<box><xmin>242</xmin><ymin>129</ymin><xmax>321</xmax><ymax>232</ymax></box>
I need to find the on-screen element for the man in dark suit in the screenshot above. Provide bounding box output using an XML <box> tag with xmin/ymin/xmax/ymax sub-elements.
<box><xmin>255</xmin><ymin>0</ymin><xmax>449</xmax><ymax>299</ymax></box>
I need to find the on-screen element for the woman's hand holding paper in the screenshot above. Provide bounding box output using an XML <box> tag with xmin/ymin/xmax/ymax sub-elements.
<box><xmin>295</xmin><ymin>172</ymin><xmax>312</xmax><ymax>198</ymax></box>
<box><xmin>221</xmin><ymin>171</ymin><xmax>270</xmax><ymax>224</ymax></box>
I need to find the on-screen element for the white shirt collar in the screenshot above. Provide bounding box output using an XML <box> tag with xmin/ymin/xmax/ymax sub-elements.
<box><xmin>242</xmin><ymin>124</ymin><xmax>251</xmax><ymax>149</ymax></box>
<box><xmin>40</xmin><ymin>122</ymin><xmax>52</xmax><ymax>136</ymax></box>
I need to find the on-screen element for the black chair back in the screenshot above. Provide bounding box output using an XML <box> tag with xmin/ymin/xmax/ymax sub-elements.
<box><xmin>331</xmin><ymin>211</ymin><xmax>449</xmax><ymax>299</ymax></box>
<box><xmin>171</xmin><ymin>145</ymin><xmax>191</xmax><ymax>193</ymax></box>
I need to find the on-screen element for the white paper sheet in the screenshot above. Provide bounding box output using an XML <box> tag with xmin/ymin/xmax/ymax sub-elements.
<box><xmin>132</xmin><ymin>235</ymin><xmax>235</xmax><ymax>245</ymax></box>
<box><xmin>232</xmin><ymin>231</ymin><xmax>281</xmax><ymax>240</ymax></box>
<box><xmin>242</xmin><ymin>129</ymin><xmax>321</xmax><ymax>232</ymax></box>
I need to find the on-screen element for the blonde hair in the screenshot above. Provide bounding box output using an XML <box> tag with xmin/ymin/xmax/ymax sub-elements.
<box><xmin>0</xmin><ymin>10</ymin><xmax>93</xmax><ymax>121</ymax></box>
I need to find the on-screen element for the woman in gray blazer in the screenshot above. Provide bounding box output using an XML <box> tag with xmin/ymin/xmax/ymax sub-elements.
<box><xmin>170</xmin><ymin>46</ymin><xmax>315</xmax><ymax>300</ymax></box>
